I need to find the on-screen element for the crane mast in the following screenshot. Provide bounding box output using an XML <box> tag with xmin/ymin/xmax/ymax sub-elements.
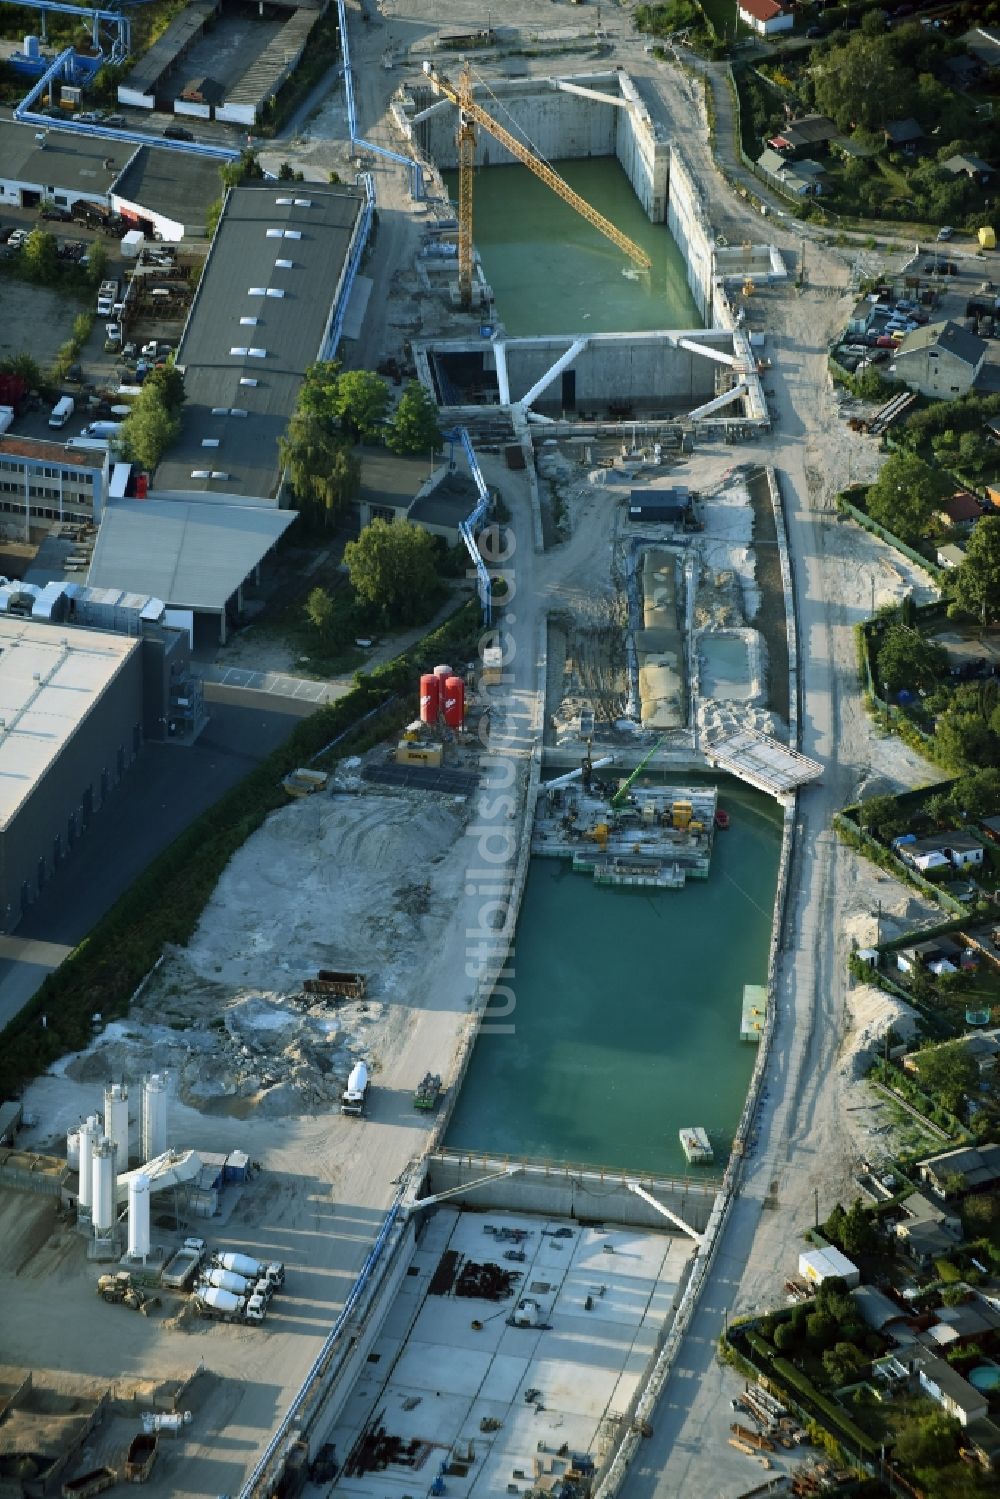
<box><xmin>423</xmin><ymin>63</ymin><xmax>652</xmax><ymax>309</ymax></box>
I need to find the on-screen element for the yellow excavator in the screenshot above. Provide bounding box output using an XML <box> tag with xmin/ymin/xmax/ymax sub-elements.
<box><xmin>421</xmin><ymin>62</ymin><xmax>651</xmax><ymax>308</ymax></box>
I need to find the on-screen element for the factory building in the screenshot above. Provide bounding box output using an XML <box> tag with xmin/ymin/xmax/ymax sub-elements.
<box><xmin>0</xmin><ymin>119</ymin><xmax>133</xmax><ymax>211</ymax></box>
<box><xmin>0</xmin><ymin>435</ymin><xmax>110</xmax><ymax>527</ymax></box>
<box><xmin>0</xmin><ymin>583</ymin><xmax>201</xmax><ymax>925</ymax></box>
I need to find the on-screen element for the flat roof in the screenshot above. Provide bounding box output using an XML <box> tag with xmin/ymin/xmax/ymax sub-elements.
<box><xmin>325</xmin><ymin>1206</ymin><xmax>695</xmax><ymax>1499</ymax></box>
<box><xmin>86</xmin><ymin>496</ymin><xmax>297</xmax><ymax>611</ymax></box>
<box><xmin>706</xmin><ymin>727</ymin><xmax>823</xmax><ymax>797</ymax></box>
<box><xmin>0</xmin><ymin>119</ymin><xmax>136</xmax><ymax>196</ymax></box>
<box><xmin>358</xmin><ymin>445</ymin><xmax>437</xmax><ymax>509</ymax></box>
<box><xmin>110</xmin><ymin>145</ymin><xmax>223</xmax><ymax>229</ymax></box>
<box><xmin>0</xmin><ymin>434</ymin><xmax>107</xmax><ymax>471</ymax></box>
<box><xmin>0</xmin><ymin>617</ymin><xmax>138</xmax><ymax>832</ymax></box>
<box><xmin>409</xmin><ymin>471</ymin><xmax>477</xmax><ymax>528</ymax></box>
<box><xmin>157</xmin><ymin>182</ymin><xmax>364</xmax><ymax>498</ymax></box>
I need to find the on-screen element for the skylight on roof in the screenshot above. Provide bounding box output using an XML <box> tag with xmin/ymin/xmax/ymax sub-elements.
<box><xmin>248</xmin><ymin>348</ymin><xmax>266</xmax><ymax>358</ymax></box>
<box><xmin>201</xmin><ymin>439</ymin><xmax>220</xmax><ymax>448</ymax></box>
<box><xmin>240</xmin><ymin>317</ymin><xmax>258</xmax><ymax>326</ymax></box>
<box><xmin>275</xmin><ymin>259</ymin><xmax>293</xmax><ymax>269</ymax></box>
<box><xmin>230</xmin><ymin>346</ymin><xmax>248</xmax><ymax>356</ymax></box>
<box><xmin>239</xmin><ymin>378</ymin><xmax>258</xmax><ymax>387</ymax></box>
<box><xmin>265</xmin><ymin>288</ymin><xmax>285</xmax><ymax>298</ymax></box>
<box><xmin>248</xmin><ymin>286</ymin><xmax>266</xmax><ymax>296</ymax></box>
<box><xmin>293</xmin><ymin>199</ymin><xmax>312</xmax><ymax>208</ymax></box>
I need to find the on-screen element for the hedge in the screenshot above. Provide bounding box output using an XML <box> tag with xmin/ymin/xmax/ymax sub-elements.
<box><xmin>0</xmin><ymin>601</ymin><xmax>482</xmax><ymax>1100</ymax></box>
<box><xmin>738</xmin><ymin>1331</ymin><xmax>880</xmax><ymax>1460</ymax></box>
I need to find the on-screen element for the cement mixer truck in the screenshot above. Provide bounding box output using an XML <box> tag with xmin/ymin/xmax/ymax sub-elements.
<box><xmin>341</xmin><ymin>1060</ymin><xmax>369</xmax><ymax>1118</ymax></box>
<box><xmin>194</xmin><ymin>1286</ymin><xmax>266</xmax><ymax>1324</ymax></box>
<box><xmin>202</xmin><ymin>1267</ymin><xmax>252</xmax><ymax>1296</ymax></box>
<box><xmin>215</xmin><ymin>1251</ymin><xmax>284</xmax><ymax>1287</ymax></box>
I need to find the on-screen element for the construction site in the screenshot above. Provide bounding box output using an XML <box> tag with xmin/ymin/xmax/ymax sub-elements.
<box><xmin>0</xmin><ymin>3</ymin><xmax>956</xmax><ymax>1499</ymax></box>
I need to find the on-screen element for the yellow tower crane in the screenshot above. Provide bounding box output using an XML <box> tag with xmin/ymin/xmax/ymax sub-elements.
<box><xmin>422</xmin><ymin>62</ymin><xmax>652</xmax><ymax>309</ymax></box>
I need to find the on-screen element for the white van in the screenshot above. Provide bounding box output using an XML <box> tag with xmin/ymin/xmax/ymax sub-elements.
<box><xmin>49</xmin><ymin>395</ymin><xmax>74</xmax><ymax>428</ymax></box>
<box><xmin>82</xmin><ymin>421</ymin><xmax>122</xmax><ymax>440</ymax></box>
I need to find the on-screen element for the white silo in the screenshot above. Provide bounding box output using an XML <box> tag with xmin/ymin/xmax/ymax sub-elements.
<box><xmin>66</xmin><ymin>1128</ymin><xmax>81</xmax><ymax>1171</ymax></box>
<box><xmin>141</xmin><ymin>1074</ymin><xmax>168</xmax><ymax>1162</ymax></box>
<box><xmin>127</xmin><ymin>1173</ymin><xmax>151</xmax><ymax>1260</ymax></box>
<box><xmin>78</xmin><ymin>1114</ymin><xmax>97</xmax><ymax>1210</ymax></box>
<box><xmin>105</xmin><ymin>1082</ymin><xmax>129</xmax><ymax>1169</ymax></box>
<box><xmin>92</xmin><ymin>1136</ymin><xmax>117</xmax><ymax>1236</ymax></box>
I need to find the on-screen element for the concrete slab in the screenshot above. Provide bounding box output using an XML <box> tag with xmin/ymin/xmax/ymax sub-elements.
<box><xmin>326</xmin><ymin>1208</ymin><xmax>695</xmax><ymax>1496</ymax></box>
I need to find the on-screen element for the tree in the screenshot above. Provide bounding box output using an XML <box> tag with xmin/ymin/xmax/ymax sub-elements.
<box><xmin>893</xmin><ymin>1410</ymin><xmax>960</xmax><ymax>1470</ymax></box>
<box><xmin>952</xmin><ymin>516</ymin><xmax>1000</xmax><ymax>631</ymax></box>
<box><xmin>305</xmin><ymin>587</ymin><xmax>334</xmax><ymax>636</ymax></box>
<box><xmin>278</xmin><ymin>415</ymin><xmax>360</xmax><ymax>526</ymax></box>
<box><xmin>278</xmin><ymin>161</ymin><xmax>305</xmax><ymax>182</ymax></box>
<box><xmin>120</xmin><ymin>394</ymin><xmax>180</xmax><ymax>472</ymax></box>
<box><xmin>805</xmin><ymin>1311</ymin><xmax>838</xmax><ymax>1351</ymax></box>
<box><xmin>85</xmin><ymin>240</ymin><xmax>107</xmax><ymax>288</ymax></box>
<box><xmin>220</xmin><ymin>150</ymin><xmax>264</xmax><ymax>189</ymax></box>
<box><xmin>387</xmin><ymin>380</ymin><xmax>441</xmax><ymax>456</ymax></box>
<box><xmin>773</xmin><ymin>1321</ymin><xmax>797</xmax><ymax>1353</ymax></box>
<box><xmin>857</xmin><ymin>793</ymin><xmax>907</xmax><ymax>841</ymax></box>
<box><xmin>822</xmin><ymin>1342</ymin><xmax>866</xmax><ymax>1387</ymax></box>
<box><xmin>343</xmin><ymin>518</ymin><xmax>443</xmax><ymax>626</ymax></box>
<box><xmin>841</xmin><ymin>1198</ymin><xmax>878</xmax><ymax>1258</ymax></box>
<box><xmin>877</xmin><ymin>623</ymin><xmax>947</xmax><ymax>694</ymax></box>
<box><xmin>914</xmin><ymin>1041</ymin><xmax>978</xmax><ymax>1115</ymax></box>
<box><xmin>334</xmin><ymin>369</ymin><xmax>390</xmax><ymax>441</ymax></box>
<box><xmin>811</xmin><ymin>32</ymin><xmax>913</xmax><ymax>133</ymax></box>
<box><xmin>950</xmin><ymin>768</ymin><xmax>1000</xmax><ymax>820</ymax></box>
<box><xmin>21</xmin><ymin>228</ymin><xmax>58</xmax><ymax>284</ymax></box>
<box><xmin>865</xmin><ymin>452</ymin><xmax>950</xmax><ymax>546</ymax></box>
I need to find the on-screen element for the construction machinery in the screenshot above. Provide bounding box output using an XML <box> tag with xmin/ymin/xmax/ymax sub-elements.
<box><xmin>421</xmin><ymin>61</ymin><xmax>652</xmax><ymax>308</ymax></box>
<box><xmin>414</xmin><ymin>1072</ymin><xmax>443</xmax><ymax>1111</ymax></box>
<box><xmin>610</xmin><ymin>736</ymin><xmax>668</xmax><ymax>809</ymax></box>
<box><xmin>96</xmin><ymin>1271</ymin><xmax>159</xmax><ymax>1315</ymax></box>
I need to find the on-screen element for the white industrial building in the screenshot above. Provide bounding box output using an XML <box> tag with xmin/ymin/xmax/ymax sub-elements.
<box><xmin>798</xmin><ymin>1246</ymin><xmax>860</xmax><ymax>1288</ymax></box>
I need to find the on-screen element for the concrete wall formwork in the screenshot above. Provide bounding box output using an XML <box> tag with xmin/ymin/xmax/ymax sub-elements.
<box><xmin>666</xmin><ymin>146</ymin><xmax>715</xmax><ymax>323</ymax></box>
<box><xmin>399</xmin><ymin>71</ymin><xmax>666</xmax><ymax>227</ymax></box>
<box><xmin>422</xmin><ymin>1152</ymin><xmax>720</xmax><ymax>1234</ymax></box>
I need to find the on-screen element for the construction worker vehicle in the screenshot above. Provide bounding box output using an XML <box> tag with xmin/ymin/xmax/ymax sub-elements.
<box><xmin>96</xmin><ymin>1272</ymin><xmax>159</xmax><ymax>1314</ymax></box>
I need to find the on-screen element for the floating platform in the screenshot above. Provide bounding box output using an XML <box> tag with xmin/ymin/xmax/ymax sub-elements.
<box><xmin>679</xmin><ymin>1127</ymin><xmax>714</xmax><ymax>1165</ymax></box>
<box><xmin>533</xmin><ymin>783</ymin><xmax>717</xmax><ymax>888</ymax></box>
<box><xmin>741</xmin><ymin>984</ymin><xmax>767</xmax><ymax>1042</ymax></box>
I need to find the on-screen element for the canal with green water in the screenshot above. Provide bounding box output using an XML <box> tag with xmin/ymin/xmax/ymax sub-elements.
<box><xmin>446</xmin><ymin>780</ymin><xmax>783</xmax><ymax>1176</ymax></box>
<box><xmin>442</xmin><ymin>158</ymin><xmax>701</xmax><ymax>336</ymax></box>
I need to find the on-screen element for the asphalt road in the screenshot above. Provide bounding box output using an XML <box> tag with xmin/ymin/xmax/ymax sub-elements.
<box><xmin>0</xmin><ymin>697</ymin><xmax>305</xmax><ymax>1032</ymax></box>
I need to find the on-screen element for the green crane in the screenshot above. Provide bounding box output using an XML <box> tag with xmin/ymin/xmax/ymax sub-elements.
<box><xmin>610</xmin><ymin>736</ymin><xmax>668</xmax><ymax>810</ymax></box>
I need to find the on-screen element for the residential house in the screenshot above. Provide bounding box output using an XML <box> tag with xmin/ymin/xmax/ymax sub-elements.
<box><xmin>980</xmin><ymin>814</ymin><xmax>1000</xmax><ymax>842</ymax></box>
<box><xmin>895</xmin><ymin>832</ymin><xmax>984</xmax><ymax>873</ymax></box>
<box><xmin>892</xmin><ymin>1190</ymin><xmax>964</xmax><ymax>1268</ymax></box>
<box><xmin>921</xmin><ymin>1142</ymin><xmax>1000</xmax><ymax>1197</ymax></box>
<box><xmin>755</xmin><ymin>148</ymin><xmax>816</xmax><ymax>197</ymax></box>
<box><xmin>941</xmin><ymin>153</ymin><xmax>993</xmax><ymax>183</ymax></box>
<box><xmin>737</xmin><ymin>0</ymin><xmax>793</xmax><ymax>37</ymax></box>
<box><xmin>770</xmin><ymin>114</ymin><xmax>841</xmax><ymax>157</ymax></box>
<box><xmin>965</xmin><ymin>1417</ymin><xmax>1000</xmax><ymax>1472</ymax></box>
<box><xmin>896</xmin><ymin>936</ymin><xmax>963</xmax><ymax>974</ymax></box>
<box><xmin>935</xmin><ymin>490</ymin><xmax>984</xmax><ymax>530</ymax></box>
<box><xmin>891</xmin><ymin>321</ymin><xmax>987</xmax><ymax>401</ymax></box>
<box><xmin>916</xmin><ymin>1354</ymin><xmax>989</xmax><ymax>1426</ymax></box>
<box><xmin>962</xmin><ymin>27</ymin><xmax>1000</xmax><ymax>73</ymax></box>
<box><xmin>937</xmin><ymin>543</ymin><xmax>967</xmax><ymax>570</ymax></box>
<box><xmin>934</xmin><ymin>1299</ymin><xmax>1000</xmax><ymax>1345</ymax></box>
<box><xmin>942</xmin><ymin>55</ymin><xmax>983</xmax><ymax>93</ymax></box>
<box><xmin>884</xmin><ymin>118</ymin><xmax>923</xmax><ymax>152</ymax></box>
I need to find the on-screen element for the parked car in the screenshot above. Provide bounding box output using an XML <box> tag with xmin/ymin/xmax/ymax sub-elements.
<box><xmin>40</xmin><ymin>203</ymin><xmax>71</xmax><ymax>222</ymax></box>
<box><xmin>103</xmin><ymin>114</ymin><xmax>125</xmax><ymax>128</ymax></box>
<box><xmin>937</xmin><ymin>226</ymin><xmax>954</xmax><ymax>242</ymax></box>
<box><xmin>8</xmin><ymin>229</ymin><xmax>28</xmax><ymax>250</ymax></box>
<box><xmin>163</xmin><ymin>125</ymin><xmax>194</xmax><ymax>142</ymax></box>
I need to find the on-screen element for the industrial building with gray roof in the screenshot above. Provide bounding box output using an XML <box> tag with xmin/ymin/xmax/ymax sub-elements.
<box><xmin>155</xmin><ymin>181</ymin><xmax>366</xmax><ymax>501</ymax></box>
<box><xmin>0</xmin><ymin>120</ymin><xmax>134</xmax><ymax>206</ymax></box>
<box><xmin>110</xmin><ymin>146</ymin><xmax>223</xmax><ymax>238</ymax></box>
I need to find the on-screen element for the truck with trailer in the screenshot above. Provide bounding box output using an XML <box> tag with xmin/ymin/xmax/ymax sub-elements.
<box><xmin>341</xmin><ymin>1061</ymin><xmax>369</xmax><ymax>1117</ymax></box>
<box><xmin>303</xmin><ymin>969</ymin><xmax>366</xmax><ymax>998</ymax></box>
<box><xmin>61</xmin><ymin>1468</ymin><xmax>117</xmax><ymax>1498</ymax></box>
<box><xmin>124</xmin><ymin>1432</ymin><xmax>158</xmax><ymax>1482</ymax></box>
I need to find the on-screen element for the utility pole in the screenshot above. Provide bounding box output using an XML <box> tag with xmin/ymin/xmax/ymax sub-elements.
<box><xmin>814</xmin><ymin>1187</ymin><xmax>819</xmax><ymax>1229</ymax></box>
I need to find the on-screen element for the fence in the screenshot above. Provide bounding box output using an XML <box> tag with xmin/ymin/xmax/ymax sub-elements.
<box><xmin>835</xmin><ymin>492</ymin><xmax>943</xmax><ymax>584</ymax></box>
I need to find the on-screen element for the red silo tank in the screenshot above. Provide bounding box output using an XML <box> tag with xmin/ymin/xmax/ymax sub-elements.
<box><xmin>135</xmin><ymin>472</ymin><xmax>148</xmax><ymax>499</ymax></box>
<box><xmin>433</xmin><ymin>663</ymin><xmax>453</xmax><ymax>679</ymax></box>
<box><xmin>443</xmin><ymin>675</ymin><xmax>465</xmax><ymax>729</ymax></box>
<box><xmin>419</xmin><ymin>673</ymin><xmax>440</xmax><ymax>725</ymax></box>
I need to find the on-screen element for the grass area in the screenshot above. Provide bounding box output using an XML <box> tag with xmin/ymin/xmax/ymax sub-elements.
<box><xmin>875</xmin><ymin>1092</ymin><xmax>949</xmax><ymax>1161</ymax></box>
<box><xmin>235</xmin><ymin>564</ymin><xmax>369</xmax><ymax>679</ymax></box>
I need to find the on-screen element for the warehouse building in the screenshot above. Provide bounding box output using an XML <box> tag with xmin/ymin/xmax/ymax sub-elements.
<box><xmin>155</xmin><ymin>181</ymin><xmax>367</xmax><ymax>501</ymax></box>
<box><xmin>110</xmin><ymin>145</ymin><xmax>223</xmax><ymax>241</ymax></box>
<box><xmin>0</xmin><ymin>120</ymin><xmax>133</xmax><ymax>211</ymax></box>
<box><xmin>0</xmin><ymin>585</ymin><xmax>202</xmax><ymax>924</ymax></box>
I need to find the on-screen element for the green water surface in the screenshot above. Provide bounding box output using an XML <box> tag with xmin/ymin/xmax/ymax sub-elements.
<box><xmin>443</xmin><ymin>157</ymin><xmax>701</xmax><ymax>336</ymax></box>
<box><xmin>446</xmin><ymin>782</ymin><xmax>783</xmax><ymax>1176</ymax></box>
